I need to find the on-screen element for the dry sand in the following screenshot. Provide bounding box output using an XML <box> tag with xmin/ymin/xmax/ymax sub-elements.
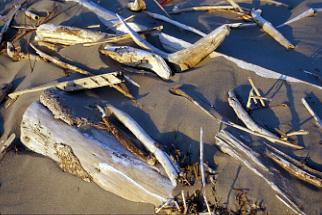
<box><xmin>0</xmin><ymin>0</ymin><xmax>322</xmax><ymax>214</ymax></box>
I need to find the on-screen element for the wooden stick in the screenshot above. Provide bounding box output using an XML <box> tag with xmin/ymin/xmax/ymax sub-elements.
<box><xmin>171</xmin><ymin>5</ymin><xmax>236</xmax><ymax>14</ymax></box>
<box><xmin>152</xmin><ymin>0</ymin><xmax>171</xmax><ymax>18</ymax></box>
<box><xmin>248</xmin><ymin>77</ymin><xmax>266</xmax><ymax>107</ymax></box>
<box><xmin>246</xmin><ymin>89</ymin><xmax>255</xmax><ymax>109</ymax></box>
<box><xmin>30</xmin><ymin>43</ymin><xmax>91</xmax><ymax>75</ymax></box>
<box><xmin>128</xmin><ymin>0</ymin><xmax>146</xmax><ymax>12</ymax></box>
<box><xmin>277</xmin><ymin>8</ymin><xmax>316</xmax><ymax>28</ymax></box>
<box><xmin>200</xmin><ymin>128</ymin><xmax>212</xmax><ymax>215</ymax></box>
<box><xmin>215</xmin><ymin>0</ymin><xmax>289</xmax><ymax>7</ymax></box>
<box><xmin>226</xmin><ymin>0</ymin><xmax>244</xmax><ymax>12</ymax></box>
<box><xmin>7</xmin><ymin>42</ymin><xmax>40</xmax><ymax>61</ymax></box>
<box><xmin>286</xmin><ymin>130</ymin><xmax>309</xmax><ymax>137</ymax></box>
<box><xmin>145</xmin><ymin>11</ymin><xmax>206</xmax><ymax>37</ymax></box>
<box><xmin>301</xmin><ymin>97</ymin><xmax>322</xmax><ymax>128</ymax></box>
<box><xmin>0</xmin><ymin>133</ymin><xmax>16</xmax><ymax>159</ymax></box>
<box><xmin>106</xmin><ymin>105</ymin><xmax>179</xmax><ymax>186</ymax></box>
<box><xmin>251</xmin><ymin>9</ymin><xmax>295</xmax><ymax>49</ymax></box>
<box><xmin>0</xmin><ymin>83</ymin><xmax>11</xmax><ymax>104</ymax></box>
<box><xmin>100</xmin><ymin>45</ymin><xmax>171</xmax><ymax>80</ymax></box>
<box><xmin>24</xmin><ymin>10</ymin><xmax>40</xmax><ymax>20</ymax></box>
<box><xmin>0</xmin><ymin>4</ymin><xmax>21</xmax><ymax>44</ymax></box>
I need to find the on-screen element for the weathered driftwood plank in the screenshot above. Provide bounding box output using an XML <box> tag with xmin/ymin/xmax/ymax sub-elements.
<box><xmin>106</xmin><ymin>105</ymin><xmax>179</xmax><ymax>186</ymax></box>
<box><xmin>7</xmin><ymin>42</ymin><xmax>40</xmax><ymax>61</ymax></box>
<box><xmin>301</xmin><ymin>97</ymin><xmax>322</xmax><ymax>129</ymax></box>
<box><xmin>128</xmin><ymin>0</ymin><xmax>146</xmax><ymax>12</ymax></box>
<box><xmin>21</xmin><ymin>101</ymin><xmax>175</xmax><ymax>205</ymax></box>
<box><xmin>100</xmin><ymin>46</ymin><xmax>171</xmax><ymax>80</ymax></box>
<box><xmin>251</xmin><ymin>9</ymin><xmax>294</xmax><ymax>49</ymax></box>
<box><xmin>215</xmin><ymin>129</ymin><xmax>304</xmax><ymax>215</ymax></box>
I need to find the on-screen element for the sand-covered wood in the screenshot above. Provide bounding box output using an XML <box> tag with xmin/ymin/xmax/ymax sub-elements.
<box><xmin>21</xmin><ymin>101</ymin><xmax>175</xmax><ymax>205</ymax></box>
<box><xmin>100</xmin><ymin>46</ymin><xmax>171</xmax><ymax>80</ymax></box>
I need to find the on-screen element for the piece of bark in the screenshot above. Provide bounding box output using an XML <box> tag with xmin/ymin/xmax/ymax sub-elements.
<box><xmin>0</xmin><ymin>133</ymin><xmax>16</xmax><ymax>160</ymax></box>
<box><xmin>21</xmin><ymin>101</ymin><xmax>175</xmax><ymax>205</ymax></box>
<box><xmin>0</xmin><ymin>83</ymin><xmax>12</xmax><ymax>104</ymax></box>
<box><xmin>301</xmin><ymin>97</ymin><xmax>322</xmax><ymax>128</ymax></box>
<box><xmin>266</xmin><ymin>150</ymin><xmax>322</xmax><ymax>188</ymax></box>
<box><xmin>106</xmin><ymin>105</ymin><xmax>179</xmax><ymax>186</ymax></box>
<box><xmin>35</xmin><ymin>24</ymin><xmax>110</xmax><ymax>46</ymax></box>
<box><xmin>251</xmin><ymin>9</ymin><xmax>295</xmax><ymax>49</ymax></box>
<box><xmin>277</xmin><ymin>8</ymin><xmax>319</xmax><ymax>28</ymax></box>
<box><xmin>8</xmin><ymin>72</ymin><xmax>122</xmax><ymax>102</ymax></box>
<box><xmin>215</xmin><ymin>129</ymin><xmax>304</xmax><ymax>215</ymax></box>
<box><xmin>145</xmin><ymin>11</ymin><xmax>207</xmax><ymax>37</ymax></box>
<box><xmin>228</xmin><ymin>90</ymin><xmax>303</xmax><ymax>149</ymax></box>
<box><xmin>128</xmin><ymin>0</ymin><xmax>146</xmax><ymax>12</ymax></box>
<box><xmin>100</xmin><ymin>46</ymin><xmax>171</xmax><ymax>80</ymax></box>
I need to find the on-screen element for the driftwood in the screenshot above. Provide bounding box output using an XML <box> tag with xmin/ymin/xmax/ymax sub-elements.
<box><xmin>0</xmin><ymin>133</ymin><xmax>16</xmax><ymax>160</ymax></box>
<box><xmin>35</xmin><ymin>24</ymin><xmax>110</xmax><ymax>46</ymax></box>
<box><xmin>7</xmin><ymin>42</ymin><xmax>40</xmax><ymax>61</ymax></box>
<box><xmin>228</xmin><ymin>89</ymin><xmax>303</xmax><ymax>149</ymax></box>
<box><xmin>265</xmin><ymin>150</ymin><xmax>322</xmax><ymax>188</ymax></box>
<box><xmin>301</xmin><ymin>97</ymin><xmax>322</xmax><ymax>128</ymax></box>
<box><xmin>24</xmin><ymin>10</ymin><xmax>40</xmax><ymax>21</ymax></box>
<box><xmin>152</xmin><ymin>0</ymin><xmax>171</xmax><ymax>18</ymax></box>
<box><xmin>277</xmin><ymin>8</ymin><xmax>321</xmax><ymax>28</ymax></box>
<box><xmin>0</xmin><ymin>4</ymin><xmax>21</xmax><ymax>44</ymax></box>
<box><xmin>128</xmin><ymin>0</ymin><xmax>146</xmax><ymax>12</ymax></box>
<box><xmin>145</xmin><ymin>11</ymin><xmax>207</xmax><ymax>37</ymax></box>
<box><xmin>171</xmin><ymin>5</ymin><xmax>237</xmax><ymax>14</ymax></box>
<box><xmin>0</xmin><ymin>83</ymin><xmax>12</xmax><ymax>104</ymax></box>
<box><xmin>100</xmin><ymin>46</ymin><xmax>171</xmax><ymax>80</ymax></box>
<box><xmin>215</xmin><ymin>129</ymin><xmax>304</xmax><ymax>215</ymax></box>
<box><xmin>106</xmin><ymin>105</ymin><xmax>179</xmax><ymax>186</ymax></box>
<box><xmin>225</xmin><ymin>0</ymin><xmax>244</xmax><ymax>12</ymax></box>
<box><xmin>21</xmin><ymin>101</ymin><xmax>175</xmax><ymax>205</ymax></box>
<box><xmin>8</xmin><ymin>72</ymin><xmax>122</xmax><ymax>101</ymax></box>
<box><xmin>214</xmin><ymin>0</ymin><xmax>289</xmax><ymax>7</ymax></box>
<box><xmin>251</xmin><ymin>9</ymin><xmax>295</xmax><ymax>49</ymax></box>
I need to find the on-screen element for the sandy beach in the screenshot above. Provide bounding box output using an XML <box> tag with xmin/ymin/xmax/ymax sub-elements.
<box><xmin>0</xmin><ymin>0</ymin><xmax>321</xmax><ymax>214</ymax></box>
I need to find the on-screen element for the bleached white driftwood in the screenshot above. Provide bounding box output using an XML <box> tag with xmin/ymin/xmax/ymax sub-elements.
<box><xmin>8</xmin><ymin>72</ymin><xmax>122</xmax><ymax>101</ymax></box>
<box><xmin>35</xmin><ymin>24</ymin><xmax>110</xmax><ymax>46</ymax></box>
<box><xmin>21</xmin><ymin>101</ymin><xmax>175</xmax><ymax>205</ymax></box>
<box><xmin>157</xmin><ymin>33</ymin><xmax>322</xmax><ymax>90</ymax></box>
<box><xmin>145</xmin><ymin>11</ymin><xmax>207</xmax><ymax>37</ymax></box>
<box><xmin>171</xmin><ymin>5</ymin><xmax>237</xmax><ymax>14</ymax></box>
<box><xmin>30</xmin><ymin>43</ymin><xmax>91</xmax><ymax>75</ymax></box>
<box><xmin>0</xmin><ymin>83</ymin><xmax>11</xmax><ymax>104</ymax></box>
<box><xmin>277</xmin><ymin>8</ymin><xmax>322</xmax><ymax>28</ymax></box>
<box><xmin>301</xmin><ymin>97</ymin><xmax>322</xmax><ymax>128</ymax></box>
<box><xmin>128</xmin><ymin>0</ymin><xmax>146</xmax><ymax>12</ymax></box>
<box><xmin>100</xmin><ymin>46</ymin><xmax>171</xmax><ymax>80</ymax></box>
<box><xmin>0</xmin><ymin>133</ymin><xmax>16</xmax><ymax>159</ymax></box>
<box><xmin>0</xmin><ymin>4</ymin><xmax>21</xmax><ymax>44</ymax></box>
<box><xmin>226</xmin><ymin>0</ymin><xmax>244</xmax><ymax>12</ymax></box>
<box><xmin>214</xmin><ymin>0</ymin><xmax>289</xmax><ymax>7</ymax></box>
<box><xmin>152</xmin><ymin>0</ymin><xmax>171</xmax><ymax>18</ymax></box>
<box><xmin>106</xmin><ymin>105</ymin><xmax>179</xmax><ymax>186</ymax></box>
<box><xmin>24</xmin><ymin>10</ymin><xmax>40</xmax><ymax>20</ymax></box>
<box><xmin>251</xmin><ymin>9</ymin><xmax>294</xmax><ymax>49</ymax></box>
<box><xmin>215</xmin><ymin>129</ymin><xmax>304</xmax><ymax>215</ymax></box>
<box><xmin>265</xmin><ymin>150</ymin><xmax>322</xmax><ymax>188</ymax></box>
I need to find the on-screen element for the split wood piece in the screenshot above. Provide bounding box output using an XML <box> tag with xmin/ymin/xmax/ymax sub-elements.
<box><xmin>251</xmin><ymin>9</ymin><xmax>295</xmax><ymax>49</ymax></box>
<box><xmin>199</xmin><ymin>128</ymin><xmax>212</xmax><ymax>215</ymax></box>
<box><xmin>266</xmin><ymin>150</ymin><xmax>322</xmax><ymax>188</ymax></box>
<box><xmin>24</xmin><ymin>10</ymin><xmax>40</xmax><ymax>20</ymax></box>
<box><xmin>96</xmin><ymin>106</ymin><xmax>156</xmax><ymax>165</ymax></box>
<box><xmin>7</xmin><ymin>42</ymin><xmax>40</xmax><ymax>61</ymax></box>
<box><xmin>152</xmin><ymin>0</ymin><xmax>171</xmax><ymax>18</ymax></box>
<box><xmin>214</xmin><ymin>0</ymin><xmax>289</xmax><ymax>7</ymax></box>
<box><xmin>82</xmin><ymin>25</ymin><xmax>163</xmax><ymax>46</ymax></box>
<box><xmin>0</xmin><ymin>83</ymin><xmax>12</xmax><ymax>104</ymax></box>
<box><xmin>181</xmin><ymin>190</ymin><xmax>188</xmax><ymax>214</ymax></box>
<box><xmin>248</xmin><ymin>77</ymin><xmax>266</xmax><ymax>107</ymax></box>
<box><xmin>215</xmin><ymin>129</ymin><xmax>304</xmax><ymax>215</ymax></box>
<box><xmin>128</xmin><ymin>0</ymin><xmax>146</xmax><ymax>12</ymax></box>
<box><xmin>118</xmin><ymin>14</ymin><xmax>230</xmax><ymax>71</ymax></box>
<box><xmin>0</xmin><ymin>133</ymin><xmax>16</xmax><ymax>160</ymax></box>
<box><xmin>21</xmin><ymin>101</ymin><xmax>175</xmax><ymax>205</ymax></box>
<box><xmin>8</xmin><ymin>72</ymin><xmax>122</xmax><ymax>101</ymax></box>
<box><xmin>145</xmin><ymin>11</ymin><xmax>206</xmax><ymax>37</ymax></box>
<box><xmin>37</xmin><ymin>41</ymin><xmax>63</xmax><ymax>52</ymax></box>
<box><xmin>30</xmin><ymin>43</ymin><xmax>91</xmax><ymax>75</ymax></box>
<box><xmin>265</xmin><ymin>143</ymin><xmax>322</xmax><ymax>178</ymax></box>
<box><xmin>277</xmin><ymin>8</ymin><xmax>321</xmax><ymax>28</ymax></box>
<box><xmin>302</xmin><ymin>97</ymin><xmax>322</xmax><ymax>128</ymax></box>
<box><xmin>228</xmin><ymin>90</ymin><xmax>303</xmax><ymax>149</ymax></box>
<box><xmin>106</xmin><ymin>105</ymin><xmax>179</xmax><ymax>186</ymax></box>
<box><xmin>35</xmin><ymin>24</ymin><xmax>110</xmax><ymax>46</ymax></box>
<box><xmin>100</xmin><ymin>46</ymin><xmax>171</xmax><ymax>80</ymax></box>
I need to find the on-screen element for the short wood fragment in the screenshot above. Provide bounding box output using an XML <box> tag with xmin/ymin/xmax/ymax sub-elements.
<box><xmin>251</xmin><ymin>9</ymin><xmax>295</xmax><ymax>49</ymax></box>
<box><xmin>277</xmin><ymin>8</ymin><xmax>318</xmax><ymax>28</ymax></box>
<box><xmin>7</xmin><ymin>42</ymin><xmax>40</xmax><ymax>61</ymax></box>
<box><xmin>0</xmin><ymin>83</ymin><xmax>12</xmax><ymax>104</ymax></box>
<box><xmin>248</xmin><ymin>77</ymin><xmax>266</xmax><ymax>107</ymax></box>
<box><xmin>301</xmin><ymin>97</ymin><xmax>322</xmax><ymax>128</ymax></box>
<box><xmin>0</xmin><ymin>4</ymin><xmax>21</xmax><ymax>44</ymax></box>
<box><xmin>24</xmin><ymin>10</ymin><xmax>40</xmax><ymax>20</ymax></box>
<box><xmin>0</xmin><ymin>133</ymin><xmax>16</xmax><ymax>160</ymax></box>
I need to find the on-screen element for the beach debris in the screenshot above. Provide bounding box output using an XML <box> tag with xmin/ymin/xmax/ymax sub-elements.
<box><xmin>106</xmin><ymin>104</ymin><xmax>179</xmax><ymax>186</ymax></box>
<box><xmin>0</xmin><ymin>83</ymin><xmax>12</xmax><ymax>104</ymax></box>
<box><xmin>251</xmin><ymin>9</ymin><xmax>295</xmax><ymax>49</ymax></box>
<box><xmin>214</xmin><ymin>0</ymin><xmax>289</xmax><ymax>7</ymax></box>
<box><xmin>171</xmin><ymin>5</ymin><xmax>237</xmax><ymax>14</ymax></box>
<box><xmin>277</xmin><ymin>8</ymin><xmax>322</xmax><ymax>28</ymax></box>
<box><xmin>23</xmin><ymin>10</ymin><xmax>41</xmax><ymax>21</ymax></box>
<box><xmin>215</xmin><ymin>129</ymin><xmax>304</xmax><ymax>215</ymax></box>
<box><xmin>145</xmin><ymin>11</ymin><xmax>207</xmax><ymax>37</ymax></box>
<box><xmin>6</xmin><ymin>42</ymin><xmax>40</xmax><ymax>61</ymax></box>
<box><xmin>96</xmin><ymin>105</ymin><xmax>156</xmax><ymax>165</ymax></box>
<box><xmin>0</xmin><ymin>133</ymin><xmax>16</xmax><ymax>160</ymax></box>
<box><xmin>35</xmin><ymin>24</ymin><xmax>110</xmax><ymax>46</ymax></box>
<box><xmin>21</xmin><ymin>101</ymin><xmax>175</xmax><ymax>205</ymax></box>
<box><xmin>0</xmin><ymin>4</ymin><xmax>21</xmax><ymax>44</ymax></box>
<box><xmin>274</xmin><ymin>129</ymin><xmax>308</xmax><ymax>142</ymax></box>
<box><xmin>128</xmin><ymin>0</ymin><xmax>146</xmax><ymax>12</ymax></box>
<box><xmin>226</xmin><ymin>0</ymin><xmax>244</xmax><ymax>13</ymax></box>
<box><xmin>228</xmin><ymin>89</ymin><xmax>303</xmax><ymax>149</ymax></box>
<box><xmin>100</xmin><ymin>46</ymin><xmax>171</xmax><ymax>80</ymax></box>
<box><xmin>265</xmin><ymin>149</ymin><xmax>322</xmax><ymax>188</ymax></box>
<box><xmin>7</xmin><ymin>72</ymin><xmax>122</xmax><ymax>102</ymax></box>
<box><xmin>246</xmin><ymin>77</ymin><xmax>266</xmax><ymax>109</ymax></box>
<box><xmin>181</xmin><ymin>190</ymin><xmax>188</xmax><ymax>214</ymax></box>
<box><xmin>302</xmin><ymin>97</ymin><xmax>322</xmax><ymax>128</ymax></box>
<box><xmin>30</xmin><ymin>43</ymin><xmax>91</xmax><ymax>75</ymax></box>
<box><xmin>152</xmin><ymin>0</ymin><xmax>171</xmax><ymax>18</ymax></box>
<box><xmin>199</xmin><ymin>128</ymin><xmax>212</xmax><ymax>215</ymax></box>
